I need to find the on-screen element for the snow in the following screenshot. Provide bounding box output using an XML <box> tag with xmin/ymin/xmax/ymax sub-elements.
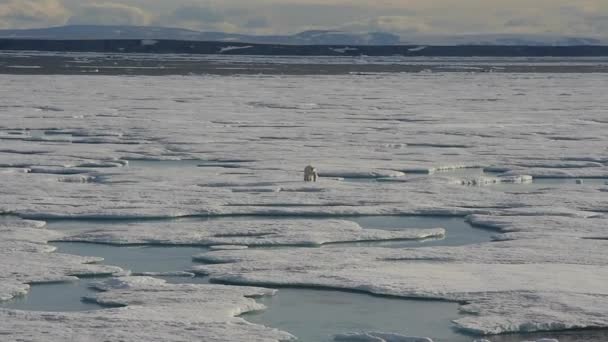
<box><xmin>1</xmin><ymin>70</ymin><xmax>607</xmax><ymax>339</ymax></box>
<box><xmin>408</xmin><ymin>46</ymin><xmax>428</xmax><ymax>52</ymax></box>
<box><xmin>219</xmin><ymin>45</ymin><xmax>253</xmax><ymax>53</ymax></box>
<box><xmin>500</xmin><ymin>168</ymin><xmax>608</xmax><ymax>179</ymax></box>
<box><xmin>330</xmin><ymin>47</ymin><xmax>359</xmax><ymax>54</ymax></box>
<box><xmin>319</xmin><ymin>169</ymin><xmax>406</xmax><ymax>179</ymax></box>
<box><xmin>466</xmin><ymin>214</ymin><xmax>608</xmax><ymax>239</ymax></box>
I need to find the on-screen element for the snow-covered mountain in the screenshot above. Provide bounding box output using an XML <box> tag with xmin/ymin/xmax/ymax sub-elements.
<box><xmin>0</xmin><ymin>25</ymin><xmax>605</xmax><ymax>46</ymax></box>
<box><xmin>400</xmin><ymin>33</ymin><xmax>606</xmax><ymax>46</ymax></box>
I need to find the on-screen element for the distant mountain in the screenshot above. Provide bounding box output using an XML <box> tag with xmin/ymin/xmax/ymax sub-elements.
<box><xmin>0</xmin><ymin>25</ymin><xmax>401</xmax><ymax>45</ymax></box>
<box><xmin>400</xmin><ymin>33</ymin><xmax>606</xmax><ymax>46</ymax></box>
<box><xmin>0</xmin><ymin>25</ymin><xmax>605</xmax><ymax>46</ymax></box>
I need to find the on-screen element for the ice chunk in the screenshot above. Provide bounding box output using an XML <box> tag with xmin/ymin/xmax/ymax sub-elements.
<box><xmin>89</xmin><ymin>276</ymin><xmax>168</xmax><ymax>291</ymax></box>
<box><xmin>466</xmin><ymin>214</ymin><xmax>608</xmax><ymax>239</ymax></box>
<box><xmin>319</xmin><ymin>170</ymin><xmax>405</xmax><ymax>179</ymax></box>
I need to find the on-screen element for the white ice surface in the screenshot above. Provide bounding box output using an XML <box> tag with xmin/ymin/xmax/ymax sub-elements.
<box><xmin>1</xmin><ymin>72</ymin><xmax>608</xmax><ymax>339</ymax></box>
<box><xmin>466</xmin><ymin>214</ymin><xmax>608</xmax><ymax>239</ymax></box>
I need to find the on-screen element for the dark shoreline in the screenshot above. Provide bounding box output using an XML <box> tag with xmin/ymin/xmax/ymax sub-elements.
<box><xmin>1</xmin><ymin>39</ymin><xmax>608</xmax><ymax>57</ymax></box>
<box><xmin>2</xmin><ymin>53</ymin><xmax>608</xmax><ymax>76</ymax></box>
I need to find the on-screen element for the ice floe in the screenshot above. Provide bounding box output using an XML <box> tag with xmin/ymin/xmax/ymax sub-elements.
<box><xmin>466</xmin><ymin>214</ymin><xmax>608</xmax><ymax>239</ymax></box>
<box><xmin>0</xmin><ymin>218</ymin><xmax>122</xmax><ymax>302</ymax></box>
<box><xmin>193</xmin><ymin>242</ymin><xmax>608</xmax><ymax>335</ymax></box>
<box><xmin>0</xmin><ymin>276</ymin><xmax>295</xmax><ymax>341</ymax></box>
<box><xmin>60</xmin><ymin>219</ymin><xmax>445</xmax><ymax>247</ymax></box>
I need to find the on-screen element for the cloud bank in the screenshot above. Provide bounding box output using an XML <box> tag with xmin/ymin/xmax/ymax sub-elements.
<box><xmin>67</xmin><ymin>3</ymin><xmax>150</xmax><ymax>26</ymax></box>
<box><xmin>1</xmin><ymin>0</ymin><xmax>606</xmax><ymax>38</ymax></box>
<box><xmin>0</xmin><ymin>0</ymin><xmax>68</xmax><ymax>28</ymax></box>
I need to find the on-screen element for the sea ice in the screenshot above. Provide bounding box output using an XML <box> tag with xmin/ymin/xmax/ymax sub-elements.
<box><xmin>1</xmin><ymin>71</ymin><xmax>607</xmax><ymax>340</ymax></box>
<box><xmin>193</xmin><ymin>243</ymin><xmax>608</xmax><ymax>335</ymax></box>
<box><xmin>0</xmin><ymin>276</ymin><xmax>295</xmax><ymax>341</ymax></box>
<box><xmin>0</xmin><ymin>218</ymin><xmax>122</xmax><ymax>302</ymax></box>
<box><xmin>60</xmin><ymin>219</ymin><xmax>445</xmax><ymax>247</ymax></box>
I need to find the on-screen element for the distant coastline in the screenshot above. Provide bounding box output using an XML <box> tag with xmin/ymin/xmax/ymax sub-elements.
<box><xmin>2</xmin><ymin>39</ymin><xmax>608</xmax><ymax>56</ymax></box>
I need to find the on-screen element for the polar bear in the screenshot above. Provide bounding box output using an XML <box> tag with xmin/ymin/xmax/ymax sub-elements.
<box><xmin>304</xmin><ymin>165</ymin><xmax>318</xmax><ymax>182</ymax></box>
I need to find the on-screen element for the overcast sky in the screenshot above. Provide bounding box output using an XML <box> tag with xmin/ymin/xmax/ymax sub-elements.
<box><xmin>1</xmin><ymin>0</ymin><xmax>607</xmax><ymax>37</ymax></box>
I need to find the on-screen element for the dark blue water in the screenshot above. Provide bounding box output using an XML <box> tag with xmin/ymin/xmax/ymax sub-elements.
<box><xmin>244</xmin><ymin>288</ymin><xmax>467</xmax><ymax>342</ymax></box>
<box><xmin>345</xmin><ymin>216</ymin><xmax>494</xmax><ymax>248</ymax></box>
<box><xmin>52</xmin><ymin>243</ymin><xmax>207</xmax><ymax>274</ymax></box>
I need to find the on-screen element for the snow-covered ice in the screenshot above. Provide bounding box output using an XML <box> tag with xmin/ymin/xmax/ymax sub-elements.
<box><xmin>334</xmin><ymin>332</ymin><xmax>433</xmax><ymax>342</ymax></box>
<box><xmin>1</xmin><ymin>69</ymin><xmax>607</xmax><ymax>340</ymax></box>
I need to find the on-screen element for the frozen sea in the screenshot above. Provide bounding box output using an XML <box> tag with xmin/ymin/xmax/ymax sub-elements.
<box><xmin>1</xmin><ymin>52</ymin><xmax>608</xmax><ymax>342</ymax></box>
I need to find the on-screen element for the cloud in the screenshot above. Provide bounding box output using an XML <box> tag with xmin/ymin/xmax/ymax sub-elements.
<box><xmin>1</xmin><ymin>0</ymin><xmax>607</xmax><ymax>37</ymax></box>
<box><xmin>67</xmin><ymin>2</ymin><xmax>150</xmax><ymax>26</ymax></box>
<box><xmin>244</xmin><ymin>17</ymin><xmax>269</xmax><ymax>29</ymax></box>
<box><xmin>169</xmin><ymin>5</ymin><xmax>224</xmax><ymax>23</ymax></box>
<box><xmin>155</xmin><ymin>4</ymin><xmax>272</xmax><ymax>33</ymax></box>
<box><xmin>342</xmin><ymin>15</ymin><xmax>429</xmax><ymax>34</ymax></box>
<box><xmin>154</xmin><ymin>4</ymin><xmax>240</xmax><ymax>32</ymax></box>
<box><xmin>0</xmin><ymin>0</ymin><xmax>68</xmax><ymax>28</ymax></box>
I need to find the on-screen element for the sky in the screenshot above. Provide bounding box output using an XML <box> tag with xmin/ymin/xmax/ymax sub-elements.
<box><xmin>0</xmin><ymin>0</ymin><xmax>607</xmax><ymax>37</ymax></box>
